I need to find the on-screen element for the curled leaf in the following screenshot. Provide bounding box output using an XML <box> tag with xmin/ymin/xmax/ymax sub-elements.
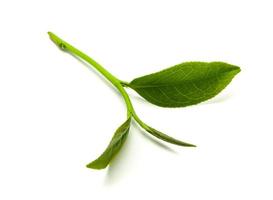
<box><xmin>145</xmin><ymin>125</ymin><xmax>196</xmax><ymax>147</ymax></box>
<box><xmin>86</xmin><ymin>117</ymin><xmax>131</xmax><ymax>169</ymax></box>
<box><xmin>135</xmin><ymin>118</ymin><xmax>196</xmax><ymax>147</ymax></box>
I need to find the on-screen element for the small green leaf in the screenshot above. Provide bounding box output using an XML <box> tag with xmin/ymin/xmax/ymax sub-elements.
<box><xmin>86</xmin><ymin>117</ymin><xmax>131</xmax><ymax>169</ymax></box>
<box><xmin>143</xmin><ymin>123</ymin><xmax>196</xmax><ymax>147</ymax></box>
<box><xmin>129</xmin><ymin>62</ymin><xmax>240</xmax><ymax>107</ymax></box>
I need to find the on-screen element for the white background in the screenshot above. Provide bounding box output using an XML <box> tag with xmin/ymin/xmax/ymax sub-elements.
<box><xmin>0</xmin><ymin>0</ymin><xmax>272</xmax><ymax>199</ymax></box>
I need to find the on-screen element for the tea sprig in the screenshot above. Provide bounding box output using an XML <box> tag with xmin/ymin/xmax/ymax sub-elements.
<box><xmin>48</xmin><ymin>32</ymin><xmax>240</xmax><ymax>169</ymax></box>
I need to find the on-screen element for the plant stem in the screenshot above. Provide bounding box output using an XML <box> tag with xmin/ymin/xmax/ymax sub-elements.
<box><xmin>48</xmin><ymin>32</ymin><xmax>134</xmax><ymax>117</ymax></box>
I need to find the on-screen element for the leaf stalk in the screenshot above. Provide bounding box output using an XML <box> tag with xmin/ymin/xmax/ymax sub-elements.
<box><xmin>48</xmin><ymin>32</ymin><xmax>134</xmax><ymax>118</ymax></box>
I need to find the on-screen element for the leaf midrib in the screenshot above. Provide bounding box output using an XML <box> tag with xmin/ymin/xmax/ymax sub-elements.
<box><xmin>130</xmin><ymin>69</ymin><xmax>239</xmax><ymax>89</ymax></box>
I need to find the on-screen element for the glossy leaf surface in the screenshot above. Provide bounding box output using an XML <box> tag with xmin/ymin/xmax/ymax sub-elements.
<box><xmin>130</xmin><ymin>62</ymin><xmax>240</xmax><ymax>107</ymax></box>
<box><xmin>86</xmin><ymin>118</ymin><xmax>131</xmax><ymax>169</ymax></box>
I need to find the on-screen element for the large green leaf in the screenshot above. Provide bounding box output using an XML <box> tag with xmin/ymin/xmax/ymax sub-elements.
<box><xmin>86</xmin><ymin>117</ymin><xmax>131</xmax><ymax>169</ymax></box>
<box><xmin>129</xmin><ymin>62</ymin><xmax>240</xmax><ymax>107</ymax></box>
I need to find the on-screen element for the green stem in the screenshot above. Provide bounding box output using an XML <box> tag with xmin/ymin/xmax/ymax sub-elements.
<box><xmin>48</xmin><ymin>32</ymin><xmax>134</xmax><ymax>117</ymax></box>
<box><xmin>48</xmin><ymin>32</ymin><xmax>196</xmax><ymax>148</ymax></box>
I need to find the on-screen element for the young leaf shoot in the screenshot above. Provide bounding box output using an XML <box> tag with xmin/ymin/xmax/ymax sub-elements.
<box><xmin>48</xmin><ymin>32</ymin><xmax>240</xmax><ymax>170</ymax></box>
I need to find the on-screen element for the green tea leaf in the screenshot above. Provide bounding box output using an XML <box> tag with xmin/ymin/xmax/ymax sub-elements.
<box><xmin>129</xmin><ymin>62</ymin><xmax>240</xmax><ymax>107</ymax></box>
<box><xmin>143</xmin><ymin>123</ymin><xmax>196</xmax><ymax>147</ymax></box>
<box><xmin>86</xmin><ymin>117</ymin><xmax>131</xmax><ymax>169</ymax></box>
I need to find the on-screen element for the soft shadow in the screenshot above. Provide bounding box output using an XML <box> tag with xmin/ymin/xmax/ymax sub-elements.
<box><xmin>131</xmin><ymin>120</ymin><xmax>177</xmax><ymax>154</ymax></box>
<box><xmin>104</xmin><ymin>131</ymin><xmax>133</xmax><ymax>185</ymax></box>
<box><xmin>104</xmin><ymin>120</ymin><xmax>178</xmax><ymax>185</ymax></box>
<box><xmin>202</xmin><ymin>93</ymin><xmax>232</xmax><ymax>105</ymax></box>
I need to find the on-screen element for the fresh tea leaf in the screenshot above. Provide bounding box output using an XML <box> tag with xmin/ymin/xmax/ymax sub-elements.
<box><xmin>144</xmin><ymin>124</ymin><xmax>196</xmax><ymax>147</ymax></box>
<box><xmin>86</xmin><ymin>117</ymin><xmax>131</xmax><ymax>169</ymax></box>
<box><xmin>129</xmin><ymin>62</ymin><xmax>240</xmax><ymax>107</ymax></box>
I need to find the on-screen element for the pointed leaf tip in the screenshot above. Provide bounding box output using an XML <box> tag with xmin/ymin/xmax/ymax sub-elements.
<box><xmin>129</xmin><ymin>62</ymin><xmax>241</xmax><ymax>107</ymax></box>
<box><xmin>144</xmin><ymin>124</ymin><xmax>196</xmax><ymax>147</ymax></box>
<box><xmin>86</xmin><ymin>117</ymin><xmax>131</xmax><ymax>170</ymax></box>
